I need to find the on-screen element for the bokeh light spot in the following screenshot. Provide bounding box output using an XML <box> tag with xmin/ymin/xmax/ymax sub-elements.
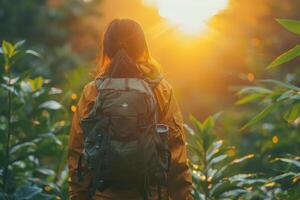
<box><xmin>71</xmin><ymin>105</ymin><xmax>77</xmax><ymax>112</ymax></box>
<box><xmin>272</xmin><ymin>136</ymin><xmax>279</xmax><ymax>144</ymax></box>
<box><xmin>71</xmin><ymin>93</ymin><xmax>78</xmax><ymax>100</ymax></box>
<box><xmin>247</xmin><ymin>73</ymin><xmax>255</xmax><ymax>82</ymax></box>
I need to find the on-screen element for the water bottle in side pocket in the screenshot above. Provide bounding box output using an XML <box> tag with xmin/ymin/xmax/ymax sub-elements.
<box><xmin>156</xmin><ymin>124</ymin><xmax>171</xmax><ymax>171</ymax></box>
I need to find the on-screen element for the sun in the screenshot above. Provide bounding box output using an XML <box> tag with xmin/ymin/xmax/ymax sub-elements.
<box><xmin>144</xmin><ymin>0</ymin><xmax>228</xmax><ymax>34</ymax></box>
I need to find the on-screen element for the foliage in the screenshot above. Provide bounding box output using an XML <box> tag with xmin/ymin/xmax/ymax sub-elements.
<box><xmin>236</xmin><ymin>18</ymin><xmax>300</xmax><ymax>199</ymax></box>
<box><xmin>238</xmin><ymin>19</ymin><xmax>300</xmax><ymax>130</ymax></box>
<box><xmin>237</xmin><ymin>79</ymin><xmax>300</xmax><ymax>131</ymax></box>
<box><xmin>0</xmin><ymin>41</ymin><xmax>70</xmax><ymax>199</ymax></box>
<box><xmin>186</xmin><ymin>115</ymin><xmax>263</xmax><ymax>200</ymax></box>
<box><xmin>0</xmin><ymin>0</ymin><xmax>101</xmax><ymax>82</ymax></box>
<box><xmin>267</xmin><ymin>156</ymin><xmax>300</xmax><ymax>199</ymax></box>
<box><xmin>268</xmin><ymin>19</ymin><xmax>300</xmax><ymax>69</ymax></box>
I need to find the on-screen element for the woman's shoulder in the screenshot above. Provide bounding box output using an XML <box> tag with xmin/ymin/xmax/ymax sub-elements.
<box><xmin>154</xmin><ymin>78</ymin><xmax>174</xmax><ymax>112</ymax></box>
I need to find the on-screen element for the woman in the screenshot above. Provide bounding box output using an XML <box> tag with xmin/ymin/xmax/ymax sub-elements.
<box><xmin>68</xmin><ymin>19</ymin><xmax>192</xmax><ymax>200</ymax></box>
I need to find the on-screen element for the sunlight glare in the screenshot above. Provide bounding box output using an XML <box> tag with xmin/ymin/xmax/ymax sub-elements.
<box><xmin>144</xmin><ymin>0</ymin><xmax>228</xmax><ymax>34</ymax></box>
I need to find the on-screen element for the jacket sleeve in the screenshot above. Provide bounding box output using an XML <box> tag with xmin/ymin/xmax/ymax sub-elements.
<box><xmin>156</xmin><ymin>84</ymin><xmax>193</xmax><ymax>200</ymax></box>
<box><xmin>68</xmin><ymin>88</ymin><xmax>92</xmax><ymax>200</ymax></box>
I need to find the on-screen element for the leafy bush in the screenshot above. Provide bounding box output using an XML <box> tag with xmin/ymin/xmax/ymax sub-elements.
<box><xmin>238</xmin><ymin>19</ymin><xmax>300</xmax><ymax>130</ymax></box>
<box><xmin>267</xmin><ymin>156</ymin><xmax>300</xmax><ymax>198</ymax></box>
<box><xmin>186</xmin><ymin>115</ymin><xmax>264</xmax><ymax>199</ymax></box>
<box><xmin>237</xmin><ymin>18</ymin><xmax>300</xmax><ymax>199</ymax></box>
<box><xmin>0</xmin><ymin>0</ymin><xmax>101</xmax><ymax>82</ymax></box>
<box><xmin>0</xmin><ymin>41</ymin><xmax>70</xmax><ymax>199</ymax></box>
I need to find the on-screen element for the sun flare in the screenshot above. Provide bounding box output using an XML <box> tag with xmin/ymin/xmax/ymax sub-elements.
<box><xmin>144</xmin><ymin>0</ymin><xmax>228</xmax><ymax>34</ymax></box>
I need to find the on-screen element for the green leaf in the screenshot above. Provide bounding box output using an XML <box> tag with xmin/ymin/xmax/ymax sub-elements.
<box><xmin>213</xmin><ymin>154</ymin><xmax>256</xmax><ymax>181</ymax></box>
<box><xmin>228</xmin><ymin>174</ymin><xmax>256</xmax><ymax>183</ymax></box>
<box><xmin>283</xmin><ymin>102</ymin><xmax>300</xmax><ymax>123</ymax></box>
<box><xmin>3</xmin><ymin>76</ymin><xmax>20</xmax><ymax>85</ymax></box>
<box><xmin>192</xmin><ymin>191</ymin><xmax>206</xmax><ymax>200</ymax></box>
<box><xmin>293</xmin><ymin>174</ymin><xmax>300</xmax><ymax>184</ymax></box>
<box><xmin>0</xmin><ymin>83</ymin><xmax>20</xmax><ymax>96</ymax></box>
<box><xmin>261</xmin><ymin>79</ymin><xmax>300</xmax><ymax>90</ymax></box>
<box><xmin>39</xmin><ymin>100</ymin><xmax>62</xmax><ymax>110</ymax></box>
<box><xmin>28</xmin><ymin>76</ymin><xmax>44</xmax><ymax>91</ymax></box>
<box><xmin>220</xmin><ymin>189</ymin><xmax>246</xmax><ymax>198</ymax></box>
<box><xmin>277</xmin><ymin>19</ymin><xmax>300</xmax><ymax>35</ymax></box>
<box><xmin>14</xmin><ymin>186</ymin><xmax>42</xmax><ymax>199</ymax></box>
<box><xmin>49</xmin><ymin>87</ymin><xmax>63</xmax><ymax>95</ymax></box>
<box><xmin>212</xmin><ymin>111</ymin><xmax>223</xmax><ymax>121</ymax></box>
<box><xmin>25</xmin><ymin>49</ymin><xmax>41</xmax><ymax>58</ymax></box>
<box><xmin>231</xmin><ymin>154</ymin><xmax>255</xmax><ymax>164</ymax></box>
<box><xmin>277</xmin><ymin>158</ymin><xmax>300</xmax><ymax>168</ymax></box>
<box><xmin>2</xmin><ymin>40</ymin><xmax>15</xmax><ymax>58</ymax></box>
<box><xmin>268</xmin><ymin>45</ymin><xmax>300</xmax><ymax>69</ymax></box>
<box><xmin>9</xmin><ymin>142</ymin><xmax>36</xmax><ymax>154</ymax></box>
<box><xmin>40</xmin><ymin>132</ymin><xmax>63</xmax><ymax>146</ymax></box>
<box><xmin>271</xmin><ymin>172</ymin><xmax>296</xmax><ymax>182</ymax></box>
<box><xmin>276</xmin><ymin>90</ymin><xmax>295</xmax><ymax>101</ymax></box>
<box><xmin>202</xmin><ymin>116</ymin><xmax>216</xmax><ymax>152</ymax></box>
<box><xmin>190</xmin><ymin>115</ymin><xmax>203</xmax><ymax>135</ymax></box>
<box><xmin>210</xmin><ymin>180</ymin><xmax>243</xmax><ymax>198</ymax></box>
<box><xmin>240</xmin><ymin>103</ymin><xmax>279</xmax><ymax>130</ymax></box>
<box><xmin>292</xmin><ymin>94</ymin><xmax>300</xmax><ymax>100</ymax></box>
<box><xmin>20</xmin><ymin>81</ymin><xmax>33</xmax><ymax>93</ymax></box>
<box><xmin>36</xmin><ymin>168</ymin><xmax>55</xmax><ymax>176</ymax></box>
<box><xmin>237</xmin><ymin>86</ymin><xmax>272</xmax><ymax>95</ymax></box>
<box><xmin>207</xmin><ymin>155</ymin><xmax>228</xmax><ymax>168</ymax></box>
<box><xmin>188</xmin><ymin>145</ymin><xmax>205</xmax><ymax>164</ymax></box>
<box><xmin>14</xmin><ymin>40</ymin><xmax>26</xmax><ymax>49</ymax></box>
<box><xmin>236</xmin><ymin>93</ymin><xmax>265</xmax><ymax>105</ymax></box>
<box><xmin>207</xmin><ymin>140</ymin><xmax>223</xmax><ymax>160</ymax></box>
<box><xmin>203</xmin><ymin>116</ymin><xmax>214</xmax><ymax>133</ymax></box>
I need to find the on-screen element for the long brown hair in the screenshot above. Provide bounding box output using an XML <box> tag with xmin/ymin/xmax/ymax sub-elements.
<box><xmin>96</xmin><ymin>19</ymin><xmax>161</xmax><ymax>78</ymax></box>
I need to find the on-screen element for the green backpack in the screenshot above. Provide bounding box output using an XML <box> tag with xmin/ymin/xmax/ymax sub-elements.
<box><xmin>77</xmin><ymin>75</ymin><xmax>170</xmax><ymax>199</ymax></box>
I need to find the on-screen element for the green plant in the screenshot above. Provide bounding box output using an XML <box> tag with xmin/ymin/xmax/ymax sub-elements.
<box><xmin>0</xmin><ymin>40</ymin><xmax>69</xmax><ymax>199</ymax></box>
<box><xmin>238</xmin><ymin>19</ymin><xmax>300</xmax><ymax>131</ymax></box>
<box><xmin>236</xmin><ymin>18</ymin><xmax>300</xmax><ymax>199</ymax></box>
<box><xmin>267</xmin><ymin>156</ymin><xmax>300</xmax><ymax>198</ymax></box>
<box><xmin>187</xmin><ymin>115</ymin><xmax>263</xmax><ymax>200</ymax></box>
<box><xmin>0</xmin><ymin>0</ymin><xmax>102</xmax><ymax>82</ymax></box>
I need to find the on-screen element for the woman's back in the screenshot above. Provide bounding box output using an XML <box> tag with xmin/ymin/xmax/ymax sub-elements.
<box><xmin>67</xmin><ymin>19</ymin><xmax>192</xmax><ymax>200</ymax></box>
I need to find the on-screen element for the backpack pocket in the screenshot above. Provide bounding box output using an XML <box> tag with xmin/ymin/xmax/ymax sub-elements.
<box><xmin>107</xmin><ymin>140</ymin><xmax>141</xmax><ymax>178</ymax></box>
<box><xmin>81</xmin><ymin>116</ymin><xmax>109</xmax><ymax>140</ymax></box>
<box><xmin>80</xmin><ymin>116</ymin><xmax>110</xmax><ymax>171</ymax></box>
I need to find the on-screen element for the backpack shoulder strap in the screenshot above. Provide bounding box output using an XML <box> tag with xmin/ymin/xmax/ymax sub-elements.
<box><xmin>95</xmin><ymin>76</ymin><xmax>106</xmax><ymax>91</ymax></box>
<box><xmin>144</xmin><ymin>75</ymin><xmax>163</xmax><ymax>89</ymax></box>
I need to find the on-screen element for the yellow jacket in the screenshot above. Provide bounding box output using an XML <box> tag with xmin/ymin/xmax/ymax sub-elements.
<box><xmin>68</xmin><ymin>76</ymin><xmax>192</xmax><ymax>200</ymax></box>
